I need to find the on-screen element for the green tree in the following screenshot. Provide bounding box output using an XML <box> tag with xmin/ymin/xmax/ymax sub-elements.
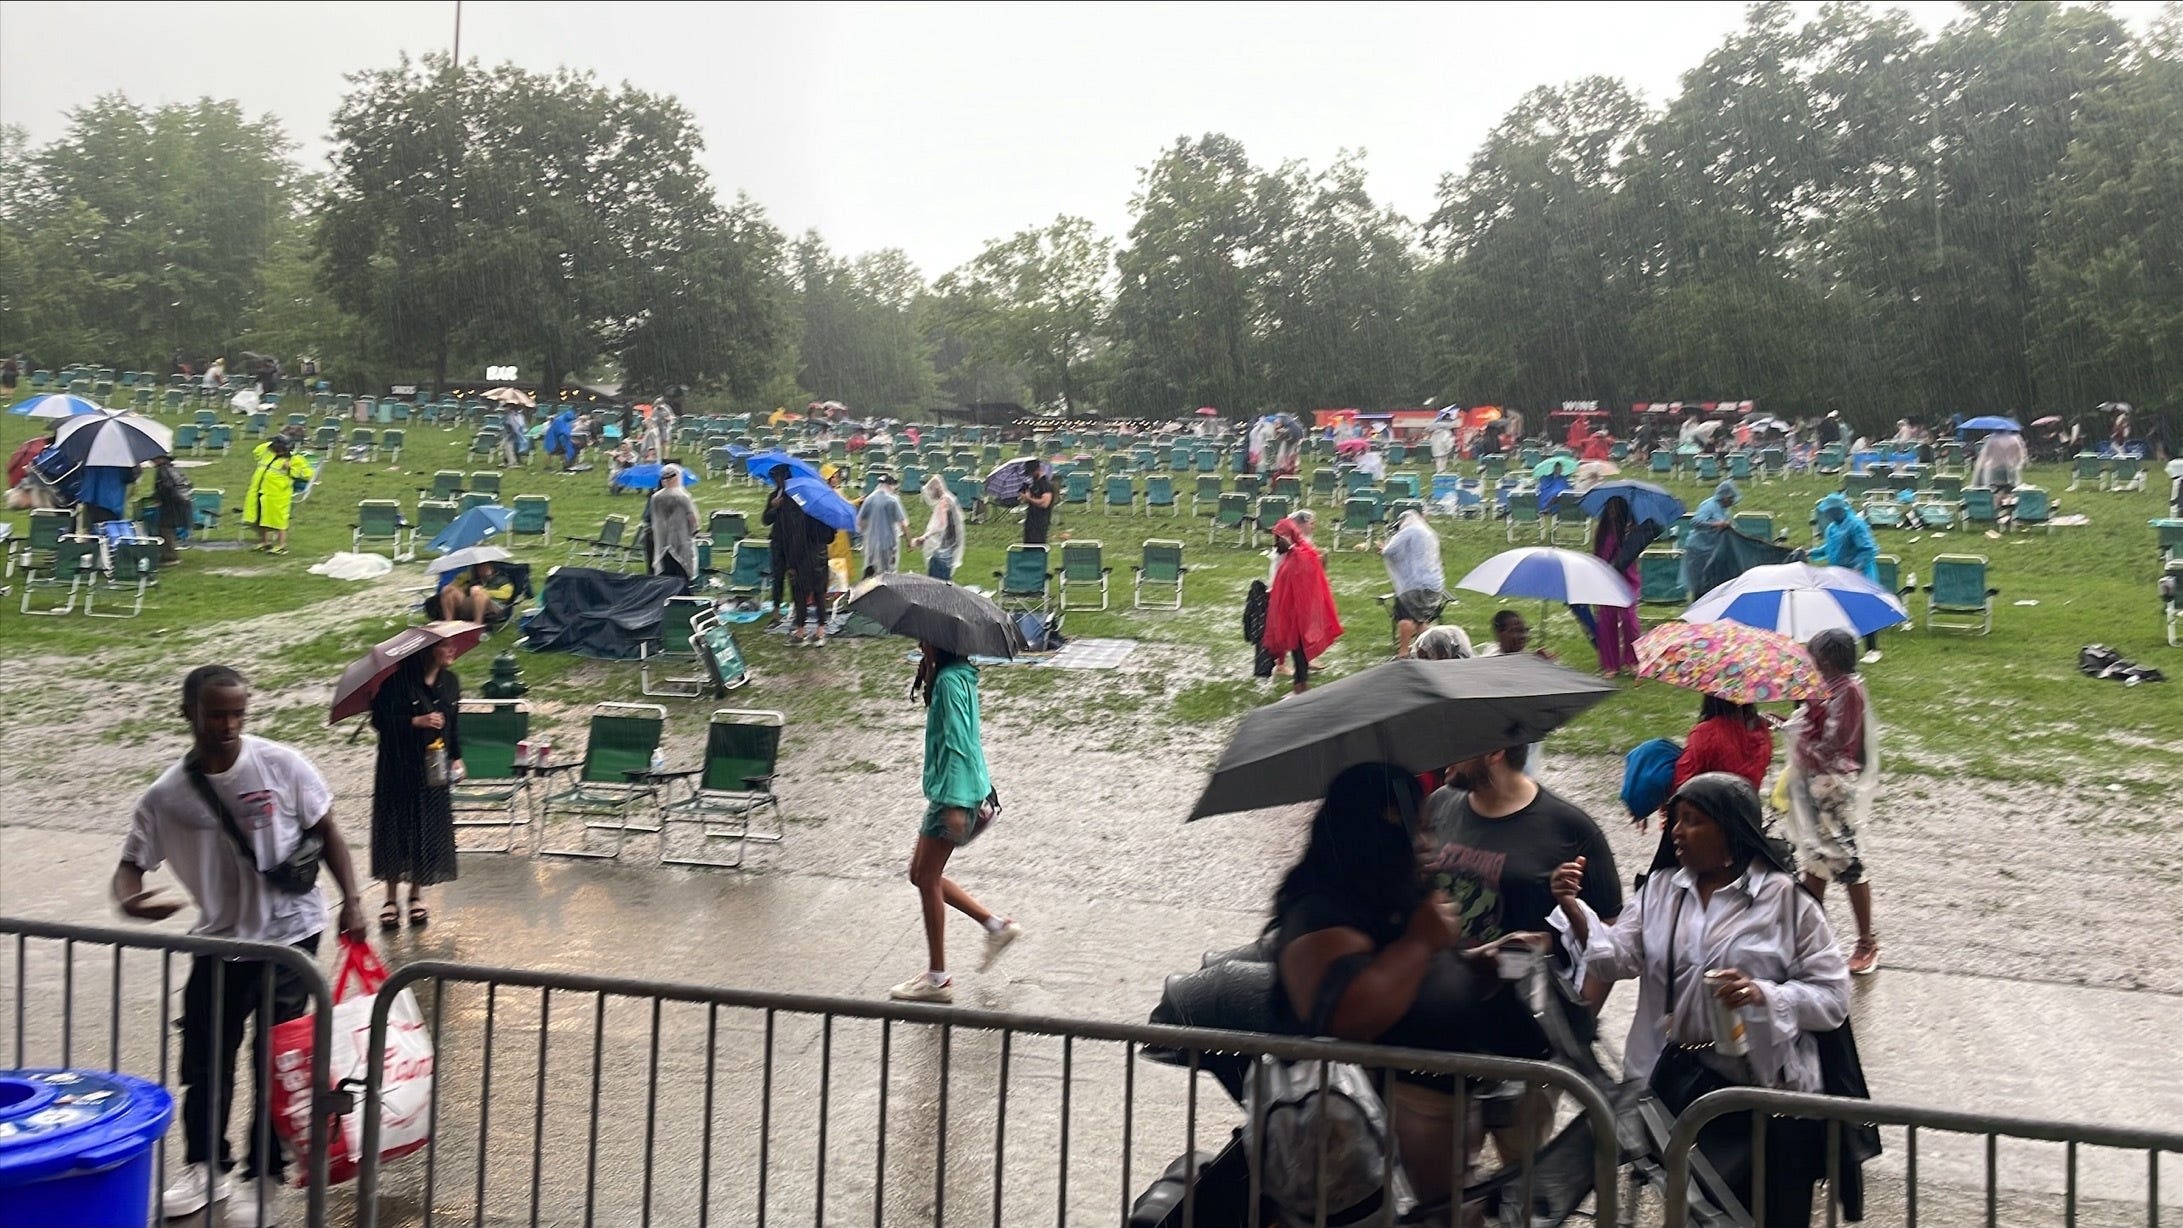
<box><xmin>1111</xmin><ymin>134</ymin><xmax>1274</xmax><ymax>417</ymax></box>
<box><xmin>793</xmin><ymin>235</ymin><xmax>937</xmax><ymax>413</ymax></box>
<box><xmin>9</xmin><ymin>96</ymin><xmax>295</xmax><ymax>368</ymax></box>
<box><xmin>934</xmin><ymin>215</ymin><xmax>1112</xmax><ymax>412</ymax></box>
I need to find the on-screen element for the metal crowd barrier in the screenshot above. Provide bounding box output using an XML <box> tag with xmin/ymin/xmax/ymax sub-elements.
<box><xmin>1662</xmin><ymin>1085</ymin><xmax>2183</xmax><ymax>1226</ymax></box>
<box><xmin>3</xmin><ymin>916</ymin><xmax>338</xmax><ymax>1228</ymax></box>
<box><xmin>355</xmin><ymin>959</ymin><xmax>1624</xmax><ymax>1228</ymax></box>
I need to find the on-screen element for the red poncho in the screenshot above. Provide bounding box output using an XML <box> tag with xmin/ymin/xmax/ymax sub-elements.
<box><xmin>1262</xmin><ymin>526</ymin><xmax>1343</xmax><ymax>661</ymax></box>
<box><xmin>7</xmin><ymin>438</ymin><xmax>45</xmax><ymax>489</ymax></box>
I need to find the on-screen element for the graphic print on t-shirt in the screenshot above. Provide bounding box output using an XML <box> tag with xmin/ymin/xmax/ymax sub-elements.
<box><xmin>1426</xmin><ymin>842</ymin><xmax>1507</xmax><ymax>942</ymax></box>
<box><xmin>234</xmin><ymin>789</ymin><xmax>278</xmax><ymax>831</ymax></box>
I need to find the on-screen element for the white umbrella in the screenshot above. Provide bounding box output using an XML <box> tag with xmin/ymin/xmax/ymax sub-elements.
<box><xmin>54</xmin><ymin>410</ymin><xmax>174</xmax><ymax>467</ymax></box>
<box><xmin>425</xmin><ymin>544</ymin><xmax>512</xmax><ymax>579</ymax></box>
<box><xmin>9</xmin><ymin>393</ymin><xmax>106</xmax><ymax>420</ymax></box>
<box><xmin>1456</xmin><ymin>547</ymin><xmax>1636</xmax><ymax>607</ymax></box>
<box><xmin>1683</xmin><ymin>562</ymin><xmax>1909</xmax><ymax>639</ymax></box>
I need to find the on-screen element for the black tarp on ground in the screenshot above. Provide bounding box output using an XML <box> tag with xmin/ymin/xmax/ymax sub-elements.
<box><xmin>518</xmin><ymin>566</ymin><xmax>683</xmax><ymax>659</ymax></box>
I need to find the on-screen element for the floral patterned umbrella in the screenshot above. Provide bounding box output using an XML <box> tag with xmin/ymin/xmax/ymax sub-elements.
<box><xmin>1634</xmin><ymin>620</ymin><xmax>1820</xmax><ymax>704</ymax></box>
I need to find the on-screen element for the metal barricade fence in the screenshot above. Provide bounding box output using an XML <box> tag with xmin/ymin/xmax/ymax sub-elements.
<box><xmin>356</xmin><ymin>960</ymin><xmax>1624</xmax><ymax>1228</ymax></box>
<box><xmin>2</xmin><ymin>916</ymin><xmax>338</xmax><ymax>1228</ymax></box>
<box><xmin>1662</xmin><ymin>1086</ymin><xmax>2183</xmax><ymax>1227</ymax></box>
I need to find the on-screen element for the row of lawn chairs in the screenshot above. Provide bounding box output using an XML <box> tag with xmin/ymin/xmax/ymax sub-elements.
<box><xmin>8</xmin><ymin>514</ymin><xmax>163</xmax><ymax>617</ymax></box>
<box><xmin>1856</xmin><ymin>485</ymin><xmax>2056</xmax><ymax>534</ymax></box>
<box><xmin>350</xmin><ymin>492</ymin><xmax>554</xmax><ymax>556</ymax></box>
<box><xmin>1632</xmin><ymin>547</ymin><xmax>2003</xmax><ymax>635</ymax></box>
<box><xmin>2066</xmin><ymin>452</ymin><xmax>2151</xmax><ymax>492</ymax></box>
<box><xmin>449</xmin><ymin>699</ymin><xmax>782</xmax><ymax>869</ymax></box>
<box><xmin>992</xmin><ymin>540</ymin><xmax>1187</xmax><ymax>619</ymax></box>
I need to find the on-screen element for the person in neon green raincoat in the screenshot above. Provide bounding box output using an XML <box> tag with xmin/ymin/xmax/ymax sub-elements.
<box><xmin>243</xmin><ymin>435</ymin><xmax>314</xmax><ymax>553</ymax></box>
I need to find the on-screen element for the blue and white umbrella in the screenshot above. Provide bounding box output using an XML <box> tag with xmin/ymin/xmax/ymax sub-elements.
<box><xmin>428</xmin><ymin>505</ymin><xmax>513</xmax><ymax>553</ymax></box>
<box><xmin>1457</xmin><ymin>547</ymin><xmax>1636</xmax><ymax>607</ymax></box>
<box><xmin>743</xmin><ymin>450</ymin><xmax>821</xmax><ymax>482</ymax></box>
<box><xmin>1958</xmin><ymin>416</ymin><xmax>2022</xmax><ymax>433</ymax></box>
<box><xmin>8</xmin><ymin>393</ymin><xmax>105</xmax><ymax>420</ymax></box>
<box><xmin>53</xmin><ymin>410</ymin><xmax>173</xmax><ymax>466</ymax></box>
<box><xmin>1683</xmin><ymin>562</ymin><xmax>1909</xmax><ymax>639</ymax></box>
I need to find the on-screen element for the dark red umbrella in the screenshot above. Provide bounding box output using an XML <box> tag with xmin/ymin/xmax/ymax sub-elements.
<box><xmin>328</xmin><ymin>621</ymin><xmax>486</xmax><ymax>724</ymax></box>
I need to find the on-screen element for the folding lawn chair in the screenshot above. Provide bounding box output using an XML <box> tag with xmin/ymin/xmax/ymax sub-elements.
<box><xmin>1547</xmin><ymin>496</ymin><xmax>1590</xmax><ymax>546</ymax></box>
<box><xmin>1861</xmin><ymin>498</ymin><xmax>1904</xmax><ymax>530</ymax></box>
<box><xmin>708</xmin><ymin>509</ymin><xmax>749</xmax><ymax>549</ymax></box>
<box><xmin>690</xmin><ymin>613</ymin><xmax>751</xmax><ymax>695</ymax></box>
<box><xmin>566</xmin><ymin>514</ymin><xmax>634</xmax><ymax>568</ymax></box>
<box><xmin>451</xmin><ymin>700</ymin><xmax>532</xmax><ymax>854</ymax></box>
<box><xmin>1962</xmin><ymin>487</ymin><xmax>2000</xmax><ymax>529</ymax></box>
<box><xmin>1209</xmin><ymin>492</ymin><xmax>1251</xmax><ymax>546</ymax></box>
<box><xmin>19</xmin><ymin>533</ymin><xmax>101</xmax><ymax>616</ymax></box>
<box><xmin>86</xmin><ymin>536</ymin><xmax>160</xmax><ymax>618</ymax></box>
<box><xmin>995</xmin><ymin>544</ymin><xmax>1053</xmax><ymax>619</ymax></box>
<box><xmin>1058</xmin><ymin>540</ymin><xmax>1111</xmax><ymax>611</ymax></box>
<box><xmin>429</xmin><ymin>470</ymin><xmax>466</xmax><ymax>502</ymax></box>
<box><xmin>1143</xmin><ymin>474</ymin><xmax>1178</xmax><ymax>517</ymax></box>
<box><xmin>1101</xmin><ymin>474</ymin><xmax>1136</xmax><ymax>515</ymax></box>
<box><xmin>2068</xmin><ymin>453</ymin><xmax>2106</xmax><ymax>492</ymax></box>
<box><xmin>2013</xmin><ymin>486</ymin><xmax>2054</xmax><ymax>533</ymax></box>
<box><xmin>536</xmin><ymin>702</ymin><xmax>669</xmax><ymax>860</ymax></box>
<box><xmin>656</xmin><ymin>710</ymin><xmax>785</xmax><ymax>869</ymax></box>
<box><xmin>641</xmin><ymin>597</ymin><xmax>719</xmax><ymax>698</ymax></box>
<box><xmin>510</xmin><ymin>494</ymin><xmax>553</xmax><ymax>546</ymax></box>
<box><xmin>1251</xmin><ymin>494</ymin><xmax>1293</xmax><ymax>548</ymax></box>
<box><xmin>1133</xmin><ymin>539</ymin><xmax>1187</xmax><ymax>610</ymax></box>
<box><xmin>1504</xmin><ymin>497</ymin><xmax>1544</xmax><ymax>543</ymax></box>
<box><xmin>1189</xmin><ymin>475</ymin><xmax>1224</xmax><ymax>518</ymax></box>
<box><xmin>411</xmin><ymin>500</ymin><xmax>457</xmax><ymax>553</ymax></box>
<box><xmin>469</xmin><ymin>471</ymin><xmax>504</xmax><ymax>500</ymax></box>
<box><xmin>1637</xmin><ymin>549</ymin><xmax>1687</xmax><ymax>621</ymax></box>
<box><xmin>347</xmin><ymin>428</ymin><xmax>376</xmax><ymax>460</ymax></box>
<box><xmin>724</xmin><ymin>539</ymin><xmax>771</xmax><ymax>602</ymax></box>
<box><xmin>1925</xmin><ymin>553</ymin><xmax>1997</xmax><ymax>634</ymax></box>
<box><xmin>351</xmin><ymin>499</ymin><xmax>408</xmax><ymax>555</ymax></box>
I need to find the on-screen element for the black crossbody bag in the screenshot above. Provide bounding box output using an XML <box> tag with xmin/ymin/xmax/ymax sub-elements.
<box><xmin>186</xmin><ymin>755</ymin><xmax>324</xmax><ymax>895</ymax></box>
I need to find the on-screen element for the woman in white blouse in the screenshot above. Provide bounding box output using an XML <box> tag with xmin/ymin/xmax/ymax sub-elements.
<box><xmin>1553</xmin><ymin>772</ymin><xmax>1851</xmax><ymax>1224</ymax></box>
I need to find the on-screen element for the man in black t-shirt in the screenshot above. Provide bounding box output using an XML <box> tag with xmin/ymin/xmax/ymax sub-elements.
<box><xmin>1021</xmin><ymin>460</ymin><xmax>1055</xmax><ymax>546</ymax></box>
<box><xmin>1422</xmin><ymin>741</ymin><xmax>1621</xmax><ymax>951</ymax></box>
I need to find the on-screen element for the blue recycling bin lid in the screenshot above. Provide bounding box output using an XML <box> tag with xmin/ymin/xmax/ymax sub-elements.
<box><xmin>0</xmin><ymin>1069</ymin><xmax>174</xmax><ymax>1187</ymax></box>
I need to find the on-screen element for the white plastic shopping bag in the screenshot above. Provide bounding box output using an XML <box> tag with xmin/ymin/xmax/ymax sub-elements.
<box><xmin>272</xmin><ymin>937</ymin><xmax>434</xmax><ymax>1185</ymax></box>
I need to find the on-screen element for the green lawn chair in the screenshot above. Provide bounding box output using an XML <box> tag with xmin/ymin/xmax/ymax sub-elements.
<box><xmin>350</xmin><ymin>499</ymin><xmax>407</xmax><ymax>556</ymax></box>
<box><xmin>411</xmin><ymin>500</ymin><xmax>458</xmax><ymax>553</ymax></box>
<box><xmin>19</xmin><ymin>533</ymin><xmax>101</xmax><ymax>616</ymax></box>
<box><xmin>1190</xmin><ymin>475</ymin><xmax>1224</xmax><ymax>517</ymax></box>
<box><xmin>466</xmin><ymin>431</ymin><xmax>497</xmax><ymax>462</ymax></box>
<box><xmin>1309</xmin><ymin>467</ymin><xmax>1338</xmax><ymax>506</ymax></box>
<box><xmin>1101</xmin><ymin>474</ymin><xmax>1136</xmax><ymax>515</ymax></box>
<box><xmin>1862</xmin><ymin>497</ymin><xmax>1904</xmax><ymax>530</ymax></box>
<box><xmin>1144</xmin><ymin>474</ymin><xmax>1178</xmax><ymax>516</ymax></box>
<box><xmin>536</xmin><ymin>702</ymin><xmax>669</xmax><ymax>859</ymax></box>
<box><xmin>1548</xmin><ymin>495</ymin><xmax>1591</xmax><ymax>545</ymax></box>
<box><xmin>1961</xmin><ymin>487</ymin><xmax>1999</xmax><ymax>528</ymax></box>
<box><xmin>708</xmin><ymin>509</ymin><xmax>748</xmax><ymax>549</ymax></box>
<box><xmin>347</xmin><ymin>427</ymin><xmax>376</xmax><ymax>460</ymax></box>
<box><xmin>86</xmin><ymin>536</ymin><xmax>160</xmax><ymax>618</ymax></box>
<box><xmin>1648</xmin><ymin>450</ymin><xmax>1673</xmax><ymax>476</ymax></box>
<box><xmin>641</xmin><ymin>597</ymin><xmax>718</xmax><ymax>698</ymax></box>
<box><xmin>1058</xmin><ymin>540</ymin><xmax>1111</xmax><ymax>611</ymax></box>
<box><xmin>2067</xmin><ymin>453</ymin><xmax>2105</xmax><ymax>492</ymax></box>
<box><xmin>245</xmin><ymin>411</ymin><xmax>268</xmax><ymax>438</ymax></box>
<box><xmin>2110</xmin><ymin>454</ymin><xmax>2145</xmax><ymax>492</ymax></box>
<box><xmin>1504</xmin><ymin>496</ymin><xmax>1544</xmax><ymax>543</ymax></box>
<box><xmin>1210</xmin><ymin>492</ymin><xmax>1251</xmax><ymax>546</ymax></box>
<box><xmin>2012</xmin><ymin>486</ymin><xmax>2054</xmax><ymax>533</ymax></box>
<box><xmin>1252</xmin><ymin>494</ymin><xmax>1294</xmax><ymax>548</ymax></box>
<box><xmin>995</xmin><ymin>544</ymin><xmax>1053</xmax><ymax>619</ymax></box>
<box><xmin>428</xmin><ymin>470</ymin><xmax>465</xmax><ymax>502</ymax></box>
<box><xmin>1731</xmin><ymin>512</ymin><xmax>1775</xmax><ymax>541</ymax></box>
<box><xmin>1134</xmin><ymin>539</ymin><xmax>1187</xmax><ymax>610</ymax></box>
<box><xmin>565</xmin><ymin>513</ymin><xmax>634</xmax><ymax>568</ymax></box>
<box><xmin>1925</xmin><ymin>553</ymin><xmax>1997</xmax><ymax>634</ymax></box>
<box><xmin>511</xmin><ymin>494</ymin><xmax>553</xmax><ymax>546</ymax></box>
<box><xmin>457</xmin><ymin>491</ymin><xmax>497</xmax><ymax>514</ymax></box>
<box><xmin>174</xmin><ymin>424</ymin><xmax>202</xmax><ymax>455</ymax></box>
<box><xmin>450</xmin><ymin>700</ymin><xmax>531</xmax><ymax>853</ymax></box>
<box><xmin>2155</xmin><ymin>518</ymin><xmax>2183</xmax><ymax>564</ymax></box>
<box><xmin>1061</xmin><ymin>470</ymin><xmax>1094</xmax><ymax>513</ymax></box>
<box><xmin>380</xmin><ymin>429</ymin><xmax>404</xmax><ymax>462</ymax></box>
<box><xmin>1759</xmin><ymin>447</ymin><xmax>1786</xmax><ymax>481</ymax></box>
<box><xmin>1235</xmin><ymin>473</ymin><xmax>1263</xmax><ymax>499</ymax></box>
<box><xmin>725</xmin><ymin>539</ymin><xmax>772</xmax><ymax>601</ymax></box>
<box><xmin>469</xmin><ymin>471</ymin><xmax>503</xmax><ymax>500</ymax></box>
<box><xmin>1695</xmin><ymin>455</ymin><xmax>1722</xmax><ymax>482</ymax></box>
<box><xmin>688</xmin><ymin>614</ymin><xmax>750</xmax><ymax>696</ymax></box>
<box><xmin>1272</xmin><ymin>475</ymin><xmax>1303</xmax><ymax>503</ymax></box>
<box><xmin>1339</xmin><ymin>494</ymin><xmax>1382</xmax><ymax>549</ymax></box>
<box><xmin>1637</xmin><ymin>549</ymin><xmax>1687</xmax><ymax>620</ymax></box>
<box><xmin>657</xmin><ymin>709</ymin><xmax>783</xmax><ymax>869</ymax></box>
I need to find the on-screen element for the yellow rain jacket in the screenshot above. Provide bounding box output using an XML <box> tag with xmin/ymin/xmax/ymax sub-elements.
<box><xmin>243</xmin><ymin>442</ymin><xmax>314</xmax><ymax>531</ymax></box>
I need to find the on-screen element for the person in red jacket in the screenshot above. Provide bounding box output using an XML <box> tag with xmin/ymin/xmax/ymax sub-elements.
<box><xmin>1638</xmin><ymin>694</ymin><xmax>1775</xmax><ymax>833</ymax></box>
<box><xmin>1262</xmin><ymin>517</ymin><xmax>1343</xmax><ymax>695</ymax></box>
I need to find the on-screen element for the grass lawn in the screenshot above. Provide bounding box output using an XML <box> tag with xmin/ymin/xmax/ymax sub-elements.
<box><xmin>3</xmin><ymin>406</ymin><xmax>2176</xmax><ymax>795</ymax></box>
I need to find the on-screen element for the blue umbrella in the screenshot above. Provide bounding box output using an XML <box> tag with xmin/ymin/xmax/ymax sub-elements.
<box><xmin>1959</xmin><ymin>416</ymin><xmax>2022</xmax><ymax>432</ymax></box>
<box><xmin>743</xmin><ymin>450</ymin><xmax>821</xmax><ymax>482</ymax></box>
<box><xmin>786</xmin><ymin>475</ymin><xmax>858</xmax><ymax>532</ymax></box>
<box><xmin>429</xmin><ymin>506</ymin><xmax>513</xmax><ymax>553</ymax></box>
<box><xmin>9</xmin><ymin>393</ymin><xmax>105</xmax><ymax>419</ymax></box>
<box><xmin>1579</xmin><ymin>479</ymin><xmax>1685</xmax><ymax>527</ymax></box>
<box><xmin>1684</xmin><ymin>562</ymin><xmax>1909</xmax><ymax>638</ymax></box>
<box><xmin>613</xmin><ymin>462</ymin><xmax>705</xmax><ymax>492</ymax></box>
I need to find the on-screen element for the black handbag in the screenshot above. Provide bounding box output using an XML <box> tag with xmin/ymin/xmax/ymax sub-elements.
<box><xmin>1646</xmin><ymin>893</ymin><xmax>1748</xmax><ymax>1111</ymax></box>
<box><xmin>186</xmin><ymin>756</ymin><xmax>324</xmax><ymax>895</ymax></box>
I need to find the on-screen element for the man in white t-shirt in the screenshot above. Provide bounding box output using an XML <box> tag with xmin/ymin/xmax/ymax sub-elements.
<box><xmin>114</xmin><ymin>665</ymin><xmax>366</xmax><ymax>1224</ymax></box>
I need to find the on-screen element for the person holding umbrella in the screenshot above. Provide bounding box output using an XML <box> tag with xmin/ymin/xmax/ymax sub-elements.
<box><xmin>1262</xmin><ymin>517</ymin><xmax>1342</xmax><ymax>695</ymax></box>
<box><xmin>151</xmin><ymin>454</ymin><xmax>194</xmax><ymax>564</ymax></box>
<box><xmin>1020</xmin><ymin>459</ymin><xmax>1055</xmax><ymax>546</ymax></box>
<box><xmin>764</xmin><ymin>463</ymin><xmax>830</xmax><ymax>644</ymax></box>
<box><xmin>242</xmin><ymin>434</ymin><xmax>312</xmax><ymax>554</ymax></box>
<box><xmin>1589</xmin><ymin>496</ymin><xmax>1643</xmax><ymax>677</ymax></box>
<box><xmin>647</xmin><ymin>464</ymin><xmax>700</xmax><ymax>594</ymax></box>
<box><xmin>368</xmin><ymin>639</ymin><xmax>465</xmax><ymax>929</ymax></box>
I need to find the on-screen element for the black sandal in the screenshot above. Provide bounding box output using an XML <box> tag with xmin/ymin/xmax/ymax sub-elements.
<box><xmin>378</xmin><ymin>902</ymin><xmax>401</xmax><ymax>931</ymax></box>
<box><xmin>408</xmin><ymin>902</ymin><xmax>430</xmax><ymax>928</ymax></box>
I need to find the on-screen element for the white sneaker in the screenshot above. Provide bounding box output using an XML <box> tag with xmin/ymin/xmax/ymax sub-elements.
<box><xmin>888</xmin><ymin>973</ymin><xmax>954</xmax><ymax>1003</ymax></box>
<box><xmin>223</xmin><ymin>1179</ymin><xmax>283</xmax><ymax>1226</ymax></box>
<box><xmin>1861</xmin><ymin>649</ymin><xmax>1883</xmax><ymax>664</ymax></box>
<box><xmin>161</xmin><ymin>1163</ymin><xmax>231</xmax><ymax>1218</ymax></box>
<box><xmin>979</xmin><ymin>919</ymin><xmax>1024</xmax><ymax>971</ymax></box>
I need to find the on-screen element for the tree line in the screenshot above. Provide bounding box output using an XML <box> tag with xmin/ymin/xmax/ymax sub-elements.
<box><xmin>1</xmin><ymin>2</ymin><xmax>2176</xmax><ymax>430</ymax></box>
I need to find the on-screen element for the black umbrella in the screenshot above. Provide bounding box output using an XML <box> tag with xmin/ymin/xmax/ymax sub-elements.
<box><xmin>840</xmin><ymin>573</ymin><xmax>1025</xmax><ymax>659</ymax></box>
<box><xmin>1186</xmin><ymin>655</ymin><xmax>1615</xmax><ymax>820</ymax></box>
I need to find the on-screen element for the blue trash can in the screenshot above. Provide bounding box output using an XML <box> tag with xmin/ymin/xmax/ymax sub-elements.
<box><xmin>0</xmin><ymin>1069</ymin><xmax>175</xmax><ymax>1228</ymax></box>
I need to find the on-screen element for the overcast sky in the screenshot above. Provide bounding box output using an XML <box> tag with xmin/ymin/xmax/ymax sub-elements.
<box><xmin>0</xmin><ymin>1</ymin><xmax>2165</xmax><ymax>275</ymax></box>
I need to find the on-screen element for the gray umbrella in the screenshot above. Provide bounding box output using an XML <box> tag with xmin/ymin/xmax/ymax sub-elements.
<box><xmin>1186</xmin><ymin>655</ymin><xmax>1615</xmax><ymax>820</ymax></box>
<box><xmin>840</xmin><ymin>572</ymin><xmax>1025</xmax><ymax>659</ymax></box>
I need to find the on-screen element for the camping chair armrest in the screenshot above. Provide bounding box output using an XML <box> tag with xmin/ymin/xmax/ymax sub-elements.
<box><xmin>741</xmin><ymin>773</ymin><xmax>776</xmax><ymax>790</ymax></box>
<box><xmin>531</xmin><ymin>762</ymin><xmax>581</xmax><ymax>780</ymax></box>
<box><xmin>1986</xmin><ymin>587</ymin><xmax>2000</xmax><ymax>596</ymax></box>
<box><xmin>644</xmin><ymin>768</ymin><xmax>703</xmax><ymax>782</ymax></box>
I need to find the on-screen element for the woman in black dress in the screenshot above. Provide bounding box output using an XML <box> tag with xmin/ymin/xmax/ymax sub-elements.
<box><xmin>369</xmin><ymin>642</ymin><xmax>462</xmax><ymax>928</ymax></box>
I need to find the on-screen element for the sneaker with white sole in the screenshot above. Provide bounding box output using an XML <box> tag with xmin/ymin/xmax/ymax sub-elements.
<box><xmin>888</xmin><ymin>973</ymin><xmax>954</xmax><ymax>1003</ymax></box>
<box><xmin>1861</xmin><ymin>649</ymin><xmax>1883</xmax><ymax>664</ymax></box>
<box><xmin>161</xmin><ymin>1163</ymin><xmax>231</xmax><ymax>1218</ymax></box>
<box><xmin>224</xmin><ymin>1177</ymin><xmax>284</xmax><ymax>1226</ymax></box>
<box><xmin>979</xmin><ymin>919</ymin><xmax>1024</xmax><ymax>971</ymax></box>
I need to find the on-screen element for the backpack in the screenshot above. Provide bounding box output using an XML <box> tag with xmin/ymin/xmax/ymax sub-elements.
<box><xmin>1620</xmin><ymin>737</ymin><xmax>1684</xmax><ymax>819</ymax></box>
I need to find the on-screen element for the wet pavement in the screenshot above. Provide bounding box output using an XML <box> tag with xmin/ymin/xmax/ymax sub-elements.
<box><xmin>5</xmin><ymin>819</ymin><xmax>2178</xmax><ymax>1225</ymax></box>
